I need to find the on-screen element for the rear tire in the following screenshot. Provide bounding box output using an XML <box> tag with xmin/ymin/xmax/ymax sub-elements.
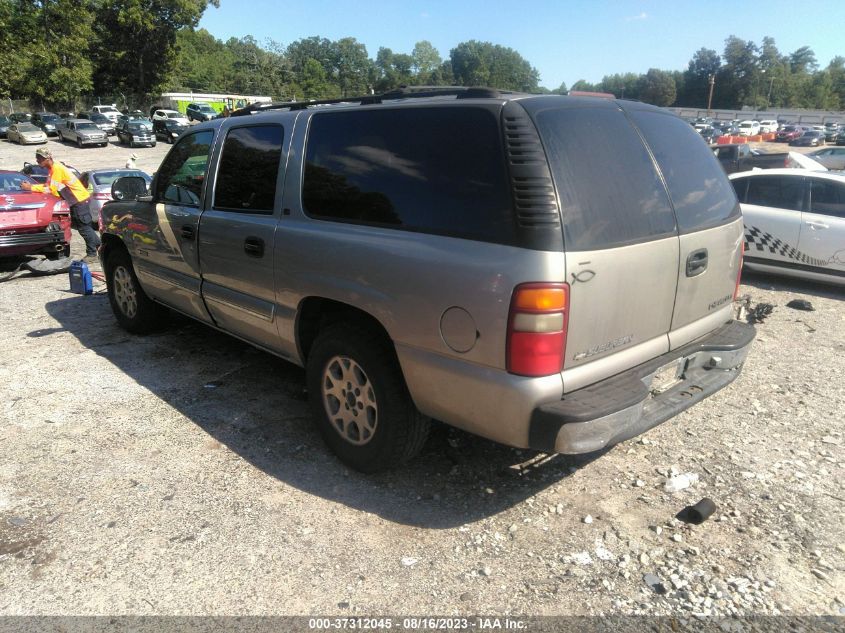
<box><xmin>306</xmin><ymin>322</ymin><xmax>430</xmax><ymax>472</ymax></box>
<box><xmin>105</xmin><ymin>248</ymin><xmax>168</xmax><ymax>334</ymax></box>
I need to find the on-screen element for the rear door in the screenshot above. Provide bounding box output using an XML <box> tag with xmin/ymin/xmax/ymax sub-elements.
<box><xmin>526</xmin><ymin>100</ymin><xmax>680</xmax><ymax>384</ymax></box>
<box><xmin>734</xmin><ymin>173</ymin><xmax>806</xmax><ymax>269</ymax></box>
<box><xmin>198</xmin><ymin>122</ymin><xmax>289</xmax><ymax>352</ymax></box>
<box><xmin>800</xmin><ymin>177</ymin><xmax>845</xmax><ymax>277</ymax></box>
<box><xmin>623</xmin><ymin>105</ymin><xmax>745</xmax><ymax>348</ymax></box>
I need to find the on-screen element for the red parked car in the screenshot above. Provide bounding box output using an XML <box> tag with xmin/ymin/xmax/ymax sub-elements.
<box><xmin>0</xmin><ymin>171</ymin><xmax>72</xmax><ymax>259</ymax></box>
<box><xmin>775</xmin><ymin>125</ymin><xmax>805</xmax><ymax>142</ymax></box>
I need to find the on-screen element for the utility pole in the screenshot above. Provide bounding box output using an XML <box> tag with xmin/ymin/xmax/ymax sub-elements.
<box><xmin>766</xmin><ymin>75</ymin><xmax>775</xmax><ymax>106</ymax></box>
<box><xmin>707</xmin><ymin>74</ymin><xmax>715</xmax><ymax>115</ymax></box>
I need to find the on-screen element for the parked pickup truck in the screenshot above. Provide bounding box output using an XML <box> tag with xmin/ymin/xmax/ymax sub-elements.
<box><xmin>712</xmin><ymin>143</ymin><xmax>790</xmax><ymax>174</ymax></box>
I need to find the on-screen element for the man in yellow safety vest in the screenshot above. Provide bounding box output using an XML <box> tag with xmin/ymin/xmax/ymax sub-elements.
<box><xmin>21</xmin><ymin>147</ymin><xmax>100</xmax><ymax>263</ymax></box>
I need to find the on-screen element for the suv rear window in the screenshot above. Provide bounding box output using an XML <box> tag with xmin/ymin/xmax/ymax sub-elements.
<box><xmin>531</xmin><ymin>106</ymin><xmax>676</xmax><ymax>250</ymax></box>
<box><xmin>627</xmin><ymin>109</ymin><xmax>740</xmax><ymax>233</ymax></box>
<box><xmin>302</xmin><ymin>107</ymin><xmax>515</xmax><ymax>244</ymax></box>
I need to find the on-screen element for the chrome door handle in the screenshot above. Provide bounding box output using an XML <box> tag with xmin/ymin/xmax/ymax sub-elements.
<box><xmin>805</xmin><ymin>221</ymin><xmax>829</xmax><ymax>229</ymax></box>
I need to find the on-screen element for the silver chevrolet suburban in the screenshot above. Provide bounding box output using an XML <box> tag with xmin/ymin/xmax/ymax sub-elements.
<box><xmin>100</xmin><ymin>87</ymin><xmax>755</xmax><ymax>472</ymax></box>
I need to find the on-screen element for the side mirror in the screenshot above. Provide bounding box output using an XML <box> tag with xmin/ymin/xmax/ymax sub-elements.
<box><xmin>111</xmin><ymin>176</ymin><xmax>149</xmax><ymax>202</ymax></box>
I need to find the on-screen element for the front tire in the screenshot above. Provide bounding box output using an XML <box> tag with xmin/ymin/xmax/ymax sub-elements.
<box><xmin>105</xmin><ymin>248</ymin><xmax>168</xmax><ymax>334</ymax></box>
<box><xmin>306</xmin><ymin>322</ymin><xmax>430</xmax><ymax>472</ymax></box>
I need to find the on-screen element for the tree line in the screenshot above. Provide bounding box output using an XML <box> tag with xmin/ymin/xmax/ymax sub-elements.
<box><xmin>1</xmin><ymin>1</ymin><xmax>843</xmax><ymax>112</ymax></box>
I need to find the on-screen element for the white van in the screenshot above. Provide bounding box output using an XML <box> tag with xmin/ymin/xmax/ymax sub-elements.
<box><xmin>738</xmin><ymin>120</ymin><xmax>761</xmax><ymax>136</ymax></box>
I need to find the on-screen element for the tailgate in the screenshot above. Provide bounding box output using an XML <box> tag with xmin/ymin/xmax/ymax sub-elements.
<box><xmin>622</xmin><ymin>105</ymin><xmax>743</xmax><ymax>349</ymax></box>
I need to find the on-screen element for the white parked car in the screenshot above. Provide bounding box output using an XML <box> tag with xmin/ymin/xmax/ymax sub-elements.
<box><xmin>152</xmin><ymin>109</ymin><xmax>190</xmax><ymax>125</ymax></box>
<box><xmin>737</xmin><ymin>120</ymin><xmax>761</xmax><ymax>136</ymax></box>
<box><xmin>758</xmin><ymin>120</ymin><xmax>778</xmax><ymax>134</ymax></box>
<box><xmin>729</xmin><ymin>169</ymin><xmax>845</xmax><ymax>285</ymax></box>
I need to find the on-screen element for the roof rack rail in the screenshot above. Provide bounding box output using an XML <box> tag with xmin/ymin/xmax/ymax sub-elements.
<box><xmin>229</xmin><ymin>86</ymin><xmax>519</xmax><ymax>117</ymax></box>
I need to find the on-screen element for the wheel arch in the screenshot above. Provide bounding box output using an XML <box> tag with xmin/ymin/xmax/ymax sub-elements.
<box><xmin>99</xmin><ymin>233</ymin><xmax>129</xmax><ymax>267</ymax></box>
<box><xmin>296</xmin><ymin>297</ymin><xmax>395</xmax><ymax>366</ymax></box>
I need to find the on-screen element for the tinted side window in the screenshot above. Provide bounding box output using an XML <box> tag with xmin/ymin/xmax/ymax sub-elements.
<box><xmin>303</xmin><ymin>107</ymin><xmax>515</xmax><ymax>244</ymax></box>
<box><xmin>746</xmin><ymin>175</ymin><xmax>804</xmax><ymax>211</ymax></box>
<box><xmin>628</xmin><ymin>110</ymin><xmax>740</xmax><ymax>234</ymax></box>
<box><xmin>155</xmin><ymin>131</ymin><xmax>214</xmax><ymax>206</ymax></box>
<box><xmin>214</xmin><ymin>125</ymin><xmax>284</xmax><ymax>213</ymax></box>
<box><xmin>731</xmin><ymin>178</ymin><xmax>748</xmax><ymax>202</ymax></box>
<box><xmin>533</xmin><ymin>106</ymin><xmax>676</xmax><ymax>250</ymax></box>
<box><xmin>810</xmin><ymin>179</ymin><xmax>845</xmax><ymax>218</ymax></box>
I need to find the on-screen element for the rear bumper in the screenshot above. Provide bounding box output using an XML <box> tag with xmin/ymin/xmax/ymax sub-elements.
<box><xmin>529</xmin><ymin>320</ymin><xmax>756</xmax><ymax>453</ymax></box>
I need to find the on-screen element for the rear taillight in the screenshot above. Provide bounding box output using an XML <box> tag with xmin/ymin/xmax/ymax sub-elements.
<box><xmin>52</xmin><ymin>200</ymin><xmax>68</xmax><ymax>213</ymax></box>
<box><xmin>733</xmin><ymin>243</ymin><xmax>745</xmax><ymax>300</ymax></box>
<box><xmin>507</xmin><ymin>283</ymin><xmax>569</xmax><ymax>377</ymax></box>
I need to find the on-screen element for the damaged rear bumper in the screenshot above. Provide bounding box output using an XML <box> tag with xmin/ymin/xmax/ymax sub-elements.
<box><xmin>529</xmin><ymin>320</ymin><xmax>756</xmax><ymax>454</ymax></box>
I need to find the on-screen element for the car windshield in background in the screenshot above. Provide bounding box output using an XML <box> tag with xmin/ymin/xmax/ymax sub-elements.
<box><xmin>17</xmin><ymin>123</ymin><xmax>40</xmax><ymax>132</ymax></box>
<box><xmin>127</xmin><ymin>123</ymin><xmax>146</xmax><ymax>131</ymax></box>
<box><xmin>90</xmin><ymin>114</ymin><xmax>109</xmax><ymax>122</ymax></box>
<box><xmin>99</xmin><ymin>107</ymin><xmax>119</xmax><ymax>113</ymax></box>
<box><xmin>167</xmin><ymin>113</ymin><xmax>183</xmax><ymax>119</ymax></box>
<box><xmin>0</xmin><ymin>174</ymin><xmax>34</xmax><ymax>191</ymax></box>
<box><xmin>91</xmin><ymin>170</ymin><xmax>148</xmax><ymax>186</ymax></box>
<box><xmin>165</xmin><ymin>120</ymin><xmax>184</xmax><ymax>127</ymax></box>
<box><xmin>77</xmin><ymin>122</ymin><xmax>99</xmax><ymax>131</ymax></box>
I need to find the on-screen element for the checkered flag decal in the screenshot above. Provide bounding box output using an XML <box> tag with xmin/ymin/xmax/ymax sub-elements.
<box><xmin>744</xmin><ymin>225</ymin><xmax>830</xmax><ymax>267</ymax></box>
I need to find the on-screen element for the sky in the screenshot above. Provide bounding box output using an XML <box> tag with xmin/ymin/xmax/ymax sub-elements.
<box><xmin>198</xmin><ymin>0</ymin><xmax>845</xmax><ymax>90</ymax></box>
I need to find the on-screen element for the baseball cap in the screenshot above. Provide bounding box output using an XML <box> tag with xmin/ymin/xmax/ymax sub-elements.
<box><xmin>35</xmin><ymin>147</ymin><xmax>52</xmax><ymax>160</ymax></box>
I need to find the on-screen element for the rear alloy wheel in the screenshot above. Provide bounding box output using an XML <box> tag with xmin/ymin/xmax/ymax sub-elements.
<box><xmin>105</xmin><ymin>248</ymin><xmax>168</xmax><ymax>334</ymax></box>
<box><xmin>306</xmin><ymin>323</ymin><xmax>430</xmax><ymax>473</ymax></box>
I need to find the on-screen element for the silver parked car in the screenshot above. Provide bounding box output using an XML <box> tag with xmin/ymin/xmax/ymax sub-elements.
<box><xmin>807</xmin><ymin>147</ymin><xmax>845</xmax><ymax>171</ymax></box>
<box><xmin>99</xmin><ymin>88</ymin><xmax>755</xmax><ymax>472</ymax></box>
<box><xmin>6</xmin><ymin>123</ymin><xmax>48</xmax><ymax>145</ymax></box>
<box><xmin>57</xmin><ymin>119</ymin><xmax>108</xmax><ymax>147</ymax></box>
<box><xmin>82</xmin><ymin>169</ymin><xmax>152</xmax><ymax>230</ymax></box>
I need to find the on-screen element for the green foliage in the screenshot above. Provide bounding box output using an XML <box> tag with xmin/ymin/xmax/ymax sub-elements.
<box><xmin>1</xmin><ymin>11</ymin><xmax>842</xmax><ymax>114</ymax></box>
<box><xmin>450</xmin><ymin>40</ymin><xmax>539</xmax><ymax>92</ymax></box>
<box><xmin>638</xmin><ymin>69</ymin><xmax>676</xmax><ymax>107</ymax></box>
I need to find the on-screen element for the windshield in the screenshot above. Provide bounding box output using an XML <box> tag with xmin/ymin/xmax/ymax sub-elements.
<box><xmin>127</xmin><ymin>123</ymin><xmax>146</xmax><ymax>131</ymax></box>
<box><xmin>198</xmin><ymin>105</ymin><xmax>215</xmax><ymax>112</ymax></box>
<box><xmin>18</xmin><ymin>123</ymin><xmax>40</xmax><ymax>132</ymax></box>
<box><xmin>166</xmin><ymin>112</ymin><xmax>184</xmax><ymax>119</ymax></box>
<box><xmin>77</xmin><ymin>122</ymin><xmax>98</xmax><ymax>131</ymax></box>
<box><xmin>165</xmin><ymin>120</ymin><xmax>185</xmax><ymax>127</ymax></box>
<box><xmin>0</xmin><ymin>173</ymin><xmax>34</xmax><ymax>192</ymax></box>
<box><xmin>99</xmin><ymin>106</ymin><xmax>119</xmax><ymax>113</ymax></box>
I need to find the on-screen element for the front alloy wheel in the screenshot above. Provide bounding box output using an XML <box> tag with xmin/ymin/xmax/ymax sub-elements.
<box><xmin>112</xmin><ymin>264</ymin><xmax>138</xmax><ymax>319</ymax></box>
<box><xmin>105</xmin><ymin>249</ymin><xmax>168</xmax><ymax>334</ymax></box>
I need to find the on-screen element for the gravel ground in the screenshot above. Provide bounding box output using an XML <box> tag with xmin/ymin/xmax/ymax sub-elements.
<box><xmin>0</xmin><ymin>136</ymin><xmax>843</xmax><ymax>620</ymax></box>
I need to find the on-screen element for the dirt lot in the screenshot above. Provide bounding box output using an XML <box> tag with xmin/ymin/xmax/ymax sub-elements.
<box><xmin>0</xmin><ymin>135</ymin><xmax>843</xmax><ymax>620</ymax></box>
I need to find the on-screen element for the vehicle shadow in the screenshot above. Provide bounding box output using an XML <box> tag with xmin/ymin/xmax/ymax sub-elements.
<box><xmin>741</xmin><ymin>270</ymin><xmax>844</xmax><ymax>300</ymax></box>
<box><xmin>44</xmin><ymin>294</ymin><xmax>602</xmax><ymax>529</ymax></box>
